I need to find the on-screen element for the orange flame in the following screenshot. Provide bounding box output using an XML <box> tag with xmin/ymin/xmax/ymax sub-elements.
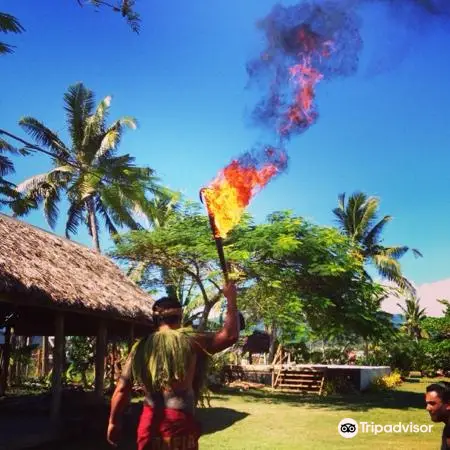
<box><xmin>202</xmin><ymin>160</ymin><xmax>280</xmax><ymax>238</ymax></box>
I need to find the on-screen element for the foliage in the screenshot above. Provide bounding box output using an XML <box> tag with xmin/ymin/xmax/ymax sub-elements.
<box><xmin>322</xmin><ymin>376</ymin><xmax>358</xmax><ymax>395</ymax></box>
<box><xmin>1</xmin><ymin>2</ymin><xmax>139</xmax><ymax>57</ymax></box>
<box><xmin>0</xmin><ymin>12</ymin><xmax>24</xmax><ymax>55</ymax></box>
<box><xmin>113</xmin><ymin>202</ymin><xmax>233</xmax><ymax>329</ymax></box>
<box><xmin>368</xmin><ymin>371</ymin><xmax>403</xmax><ymax>391</ymax></box>
<box><xmin>0</xmin><ymin>138</ymin><xmax>30</xmax><ymax>209</ymax></box>
<box><xmin>360</xmin><ymin>335</ymin><xmax>424</xmax><ymax>375</ymax></box>
<box><xmin>333</xmin><ymin>192</ymin><xmax>421</xmax><ymax>291</ymax></box>
<box><xmin>208</xmin><ymin>348</ymin><xmax>237</xmax><ymax>386</ymax></box>
<box><xmin>235</xmin><ymin>210</ymin><xmax>394</xmax><ymax>341</ymax></box>
<box><xmin>397</xmin><ymin>296</ymin><xmax>428</xmax><ymax>341</ymax></box>
<box><xmin>420</xmin><ymin>314</ymin><xmax>450</xmax><ymax>374</ymax></box>
<box><xmin>66</xmin><ymin>336</ymin><xmax>95</xmax><ymax>388</ymax></box>
<box><xmin>9</xmin><ymin>343</ymin><xmax>39</xmax><ymax>382</ymax></box>
<box><xmin>114</xmin><ymin>206</ymin><xmax>393</xmax><ymax>342</ymax></box>
<box><xmin>11</xmin><ymin>82</ymin><xmax>167</xmax><ymax>251</ymax></box>
<box><xmin>80</xmin><ymin>0</ymin><xmax>141</xmax><ymax>33</ymax></box>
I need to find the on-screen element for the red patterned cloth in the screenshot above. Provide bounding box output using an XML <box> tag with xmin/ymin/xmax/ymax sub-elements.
<box><xmin>137</xmin><ymin>404</ymin><xmax>201</xmax><ymax>450</ymax></box>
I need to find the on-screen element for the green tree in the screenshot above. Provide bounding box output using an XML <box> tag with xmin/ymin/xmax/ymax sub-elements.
<box><xmin>13</xmin><ymin>82</ymin><xmax>163</xmax><ymax>252</ymax></box>
<box><xmin>397</xmin><ymin>296</ymin><xmax>428</xmax><ymax>342</ymax></box>
<box><xmin>0</xmin><ymin>12</ymin><xmax>24</xmax><ymax>55</ymax></box>
<box><xmin>66</xmin><ymin>336</ymin><xmax>95</xmax><ymax>388</ymax></box>
<box><xmin>420</xmin><ymin>312</ymin><xmax>450</xmax><ymax>374</ymax></box>
<box><xmin>113</xmin><ymin>202</ymin><xmax>230</xmax><ymax>330</ymax></box>
<box><xmin>333</xmin><ymin>192</ymin><xmax>421</xmax><ymax>291</ymax></box>
<box><xmin>236</xmin><ymin>211</ymin><xmax>394</xmax><ymax>354</ymax></box>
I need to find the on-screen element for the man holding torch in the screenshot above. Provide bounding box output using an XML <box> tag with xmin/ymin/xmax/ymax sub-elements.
<box><xmin>108</xmin><ymin>146</ymin><xmax>283</xmax><ymax>449</ymax></box>
<box><xmin>107</xmin><ymin>280</ymin><xmax>239</xmax><ymax>450</ymax></box>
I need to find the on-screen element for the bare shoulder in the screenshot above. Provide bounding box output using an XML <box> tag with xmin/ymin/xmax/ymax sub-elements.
<box><xmin>190</xmin><ymin>332</ymin><xmax>214</xmax><ymax>355</ymax></box>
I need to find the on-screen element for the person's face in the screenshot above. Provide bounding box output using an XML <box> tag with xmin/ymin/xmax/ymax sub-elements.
<box><xmin>425</xmin><ymin>391</ymin><xmax>450</xmax><ymax>422</ymax></box>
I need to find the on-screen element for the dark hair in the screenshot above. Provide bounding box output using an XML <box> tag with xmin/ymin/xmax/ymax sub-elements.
<box><xmin>426</xmin><ymin>382</ymin><xmax>450</xmax><ymax>403</ymax></box>
<box><xmin>152</xmin><ymin>296</ymin><xmax>182</xmax><ymax>326</ymax></box>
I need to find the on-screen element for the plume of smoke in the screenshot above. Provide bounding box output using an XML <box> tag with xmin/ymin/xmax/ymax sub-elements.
<box><xmin>248</xmin><ymin>0</ymin><xmax>450</xmax><ymax>139</ymax></box>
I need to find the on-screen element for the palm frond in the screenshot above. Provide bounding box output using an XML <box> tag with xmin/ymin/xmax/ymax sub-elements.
<box><xmin>99</xmin><ymin>184</ymin><xmax>140</xmax><ymax>230</ymax></box>
<box><xmin>82</xmin><ymin>95</ymin><xmax>111</xmax><ymax>148</ymax></box>
<box><xmin>357</xmin><ymin>196</ymin><xmax>379</xmax><ymax>237</ymax></box>
<box><xmin>373</xmin><ymin>253</ymin><xmax>414</xmax><ymax>293</ymax></box>
<box><xmin>0</xmin><ymin>137</ymin><xmax>20</xmax><ymax>154</ymax></box>
<box><xmin>65</xmin><ymin>200</ymin><xmax>86</xmax><ymax>238</ymax></box>
<box><xmin>15</xmin><ymin>172</ymin><xmax>52</xmax><ymax>194</ymax></box>
<box><xmin>0</xmin><ymin>42</ymin><xmax>15</xmax><ymax>54</ymax></box>
<box><xmin>95</xmin><ymin>196</ymin><xmax>118</xmax><ymax>235</ymax></box>
<box><xmin>93</xmin><ymin>116</ymin><xmax>137</xmax><ymax>162</ymax></box>
<box><xmin>0</xmin><ymin>155</ymin><xmax>14</xmax><ymax>176</ymax></box>
<box><xmin>372</xmin><ymin>253</ymin><xmax>403</xmax><ymax>281</ymax></box>
<box><xmin>347</xmin><ymin>192</ymin><xmax>368</xmax><ymax>239</ymax></box>
<box><xmin>0</xmin><ymin>13</ymin><xmax>25</xmax><ymax>34</ymax></box>
<box><xmin>333</xmin><ymin>192</ymin><xmax>347</xmax><ymax>230</ymax></box>
<box><xmin>19</xmin><ymin>117</ymin><xmax>70</xmax><ymax>160</ymax></box>
<box><xmin>381</xmin><ymin>246</ymin><xmax>410</xmax><ymax>260</ymax></box>
<box><xmin>66</xmin><ymin>170</ymin><xmax>101</xmax><ymax>201</ymax></box>
<box><xmin>363</xmin><ymin>215</ymin><xmax>392</xmax><ymax>249</ymax></box>
<box><xmin>64</xmin><ymin>83</ymin><xmax>95</xmax><ymax>152</ymax></box>
<box><xmin>43</xmin><ymin>185</ymin><xmax>61</xmax><ymax>229</ymax></box>
<box><xmin>16</xmin><ymin>166</ymin><xmax>73</xmax><ymax>194</ymax></box>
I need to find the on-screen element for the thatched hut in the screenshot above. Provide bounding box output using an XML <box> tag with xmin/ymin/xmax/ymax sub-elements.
<box><xmin>0</xmin><ymin>213</ymin><xmax>153</xmax><ymax>417</ymax></box>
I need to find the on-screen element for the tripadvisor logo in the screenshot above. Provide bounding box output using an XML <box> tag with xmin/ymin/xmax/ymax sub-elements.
<box><xmin>338</xmin><ymin>418</ymin><xmax>358</xmax><ymax>438</ymax></box>
<box><xmin>338</xmin><ymin>418</ymin><xmax>434</xmax><ymax>438</ymax></box>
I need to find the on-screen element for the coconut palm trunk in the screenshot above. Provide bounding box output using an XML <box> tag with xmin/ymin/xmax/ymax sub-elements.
<box><xmin>86</xmin><ymin>197</ymin><xmax>101</xmax><ymax>253</ymax></box>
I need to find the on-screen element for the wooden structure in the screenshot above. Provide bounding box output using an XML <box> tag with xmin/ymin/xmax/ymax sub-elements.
<box><xmin>271</xmin><ymin>345</ymin><xmax>325</xmax><ymax>395</ymax></box>
<box><xmin>0</xmin><ymin>213</ymin><xmax>154</xmax><ymax>419</ymax></box>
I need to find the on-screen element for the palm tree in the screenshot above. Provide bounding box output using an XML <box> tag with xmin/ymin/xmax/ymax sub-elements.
<box><xmin>333</xmin><ymin>192</ymin><xmax>422</xmax><ymax>291</ymax></box>
<box><xmin>397</xmin><ymin>296</ymin><xmax>428</xmax><ymax>341</ymax></box>
<box><xmin>0</xmin><ymin>138</ymin><xmax>31</xmax><ymax>210</ymax></box>
<box><xmin>0</xmin><ymin>138</ymin><xmax>16</xmax><ymax>207</ymax></box>
<box><xmin>0</xmin><ymin>12</ymin><xmax>24</xmax><ymax>55</ymax></box>
<box><xmin>13</xmin><ymin>82</ymin><xmax>164</xmax><ymax>252</ymax></box>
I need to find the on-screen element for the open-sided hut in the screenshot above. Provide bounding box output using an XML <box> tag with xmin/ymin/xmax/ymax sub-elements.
<box><xmin>0</xmin><ymin>213</ymin><xmax>153</xmax><ymax>417</ymax></box>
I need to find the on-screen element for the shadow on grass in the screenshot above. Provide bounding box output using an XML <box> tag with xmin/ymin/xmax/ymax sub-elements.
<box><xmin>196</xmin><ymin>407</ymin><xmax>249</xmax><ymax>435</ymax></box>
<box><xmin>219</xmin><ymin>387</ymin><xmax>427</xmax><ymax>412</ymax></box>
<box><xmin>32</xmin><ymin>404</ymin><xmax>248</xmax><ymax>450</ymax></box>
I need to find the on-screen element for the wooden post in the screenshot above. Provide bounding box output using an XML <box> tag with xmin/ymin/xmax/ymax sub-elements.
<box><xmin>95</xmin><ymin>320</ymin><xmax>107</xmax><ymax>399</ymax></box>
<box><xmin>0</xmin><ymin>326</ymin><xmax>11</xmax><ymax>397</ymax></box>
<box><xmin>51</xmin><ymin>313</ymin><xmax>65</xmax><ymax>421</ymax></box>
<box><xmin>109</xmin><ymin>339</ymin><xmax>116</xmax><ymax>390</ymax></box>
<box><xmin>42</xmin><ymin>336</ymin><xmax>49</xmax><ymax>377</ymax></box>
<box><xmin>127</xmin><ymin>324</ymin><xmax>135</xmax><ymax>353</ymax></box>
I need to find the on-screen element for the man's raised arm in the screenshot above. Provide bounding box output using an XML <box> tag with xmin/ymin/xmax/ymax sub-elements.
<box><xmin>198</xmin><ymin>281</ymin><xmax>239</xmax><ymax>354</ymax></box>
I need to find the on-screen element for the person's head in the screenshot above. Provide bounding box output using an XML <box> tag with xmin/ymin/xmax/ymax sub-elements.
<box><xmin>152</xmin><ymin>296</ymin><xmax>183</xmax><ymax>330</ymax></box>
<box><xmin>425</xmin><ymin>382</ymin><xmax>450</xmax><ymax>423</ymax></box>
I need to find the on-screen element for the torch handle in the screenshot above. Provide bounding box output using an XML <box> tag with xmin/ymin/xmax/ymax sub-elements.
<box><xmin>200</xmin><ymin>188</ymin><xmax>229</xmax><ymax>283</ymax></box>
<box><xmin>214</xmin><ymin>237</ymin><xmax>229</xmax><ymax>283</ymax></box>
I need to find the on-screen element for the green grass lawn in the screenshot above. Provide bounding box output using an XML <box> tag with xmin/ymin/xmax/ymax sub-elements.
<box><xmin>40</xmin><ymin>378</ymin><xmax>449</xmax><ymax>450</ymax></box>
<box><xmin>197</xmin><ymin>381</ymin><xmax>445</xmax><ymax>450</ymax></box>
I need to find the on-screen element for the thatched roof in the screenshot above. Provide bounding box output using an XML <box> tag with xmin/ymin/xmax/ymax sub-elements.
<box><xmin>0</xmin><ymin>213</ymin><xmax>153</xmax><ymax>323</ymax></box>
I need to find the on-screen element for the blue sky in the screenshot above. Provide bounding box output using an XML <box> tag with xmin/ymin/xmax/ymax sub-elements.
<box><xmin>2</xmin><ymin>0</ymin><xmax>450</xmax><ymax>285</ymax></box>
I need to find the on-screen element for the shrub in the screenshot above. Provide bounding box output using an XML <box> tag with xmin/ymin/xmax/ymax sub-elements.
<box><xmin>369</xmin><ymin>371</ymin><xmax>403</xmax><ymax>391</ymax></box>
<box><xmin>322</xmin><ymin>376</ymin><xmax>358</xmax><ymax>396</ymax></box>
